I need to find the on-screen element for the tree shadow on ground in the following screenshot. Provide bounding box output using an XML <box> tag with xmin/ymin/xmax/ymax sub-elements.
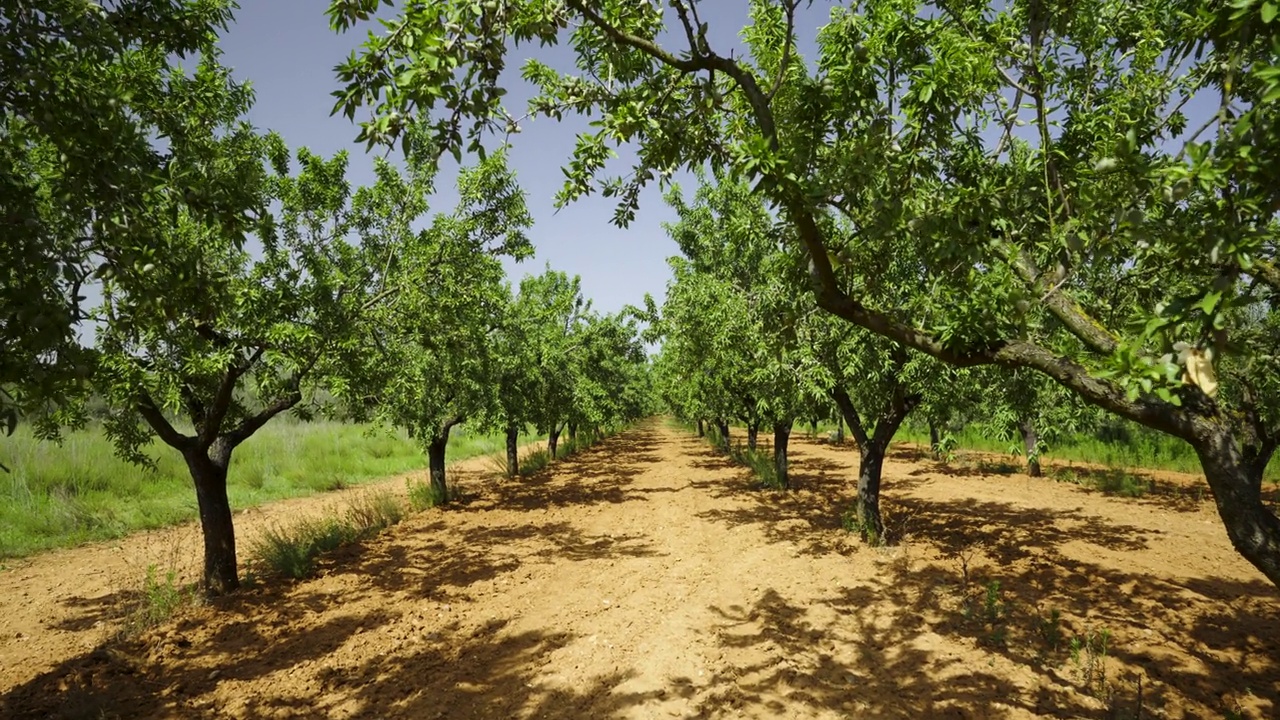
<box><xmin>0</xmin><ymin>425</ymin><xmax>676</xmax><ymax>720</ymax></box>
<box><xmin>696</xmin><ymin>581</ymin><xmax>1090</xmax><ymax>719</ymax></box>
<box><xmin>0</xmin><ymin>602</ymin><xmax>669</xmax><ymax>719</ymax></box>
<box><xmin>50</xmin><ymin>589</ymin><xmax>142</xmax><ymax>633</ymax></box>
<box><xmin>692</xmin><ymin>449</ymin><xmax>1279</xmax><ymax>718</ymax></box>
<box><xmin>461</xmin><ymin>432</ymin><xmax>663</xmax><ymax>512</ymax></box>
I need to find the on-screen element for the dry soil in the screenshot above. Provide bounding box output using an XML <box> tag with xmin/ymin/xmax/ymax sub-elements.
<box><xmin>1</xmin><ymin>421</ymin><xmax>1277</xmax><ymax>719</ymax></box>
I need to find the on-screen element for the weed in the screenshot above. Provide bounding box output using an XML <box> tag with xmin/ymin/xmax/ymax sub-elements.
<box><xmin>1070</xmin><ymin>626</ymin><xmax>1113</xmax><ymax>699</ymax></box>
<box><xmin>970</xmin><ymin>458</ymin><xmax>1022</xmax><ymax>475</ymax></box>
<box><xmin>1092</xmin><ymin>469</ymin><xmax>1153</xmax><ymax>497</ymax></box>
<box><xmin>347</xmin><ymin>490</ymin><xmax>404</xmax><ymax>528</ymax></box>
<box><xmin>253</xmin><ymin>520</ymin><xmax>343</xmax><ymax>579</ymax></box>
<box><xmin>727</xmin><ymin>443</ymin><xmax>781</xmax><ymax>490</ymax></box>
<box><xmin>982</xmin><ymin>580</ymin><xmax>1008</xmax><ymax>646</ymax></box>
<box><xmin>251</xmin><ymin>491</ymin><xmax>405</xmax><ymax>579</ymax></box>
<box><xmin>407</xmin><ymin>479</ymin><xmax>463</xmax><ymax>510</ymax></box>
<box><xmin>1048</xmin><ymin>466</ymin><xmax>1153</xmax><ymax>498</ymax></box>
<box><xmin>122</xmin><ymin>564</ymin><xmax>198</xmax><ymax>636</ymax></box>
<box><xmin>840</xmin><ymin>509</ymin><xmax>882</xmax><ymax>546</ymax></box>
<box><xmin>1037</xmin><ymin>608</ymin><xmax>1064</xmax><ymax>655</ymax></box>
<box><xmin>487</xmin><ymin>451</ymin><xmax>514</xmax><ymax>478</ymax></box>
<box><xmin>518</xmin><ymin>448</ymin><xmax>552</xmax><ymax>477</ymax></box>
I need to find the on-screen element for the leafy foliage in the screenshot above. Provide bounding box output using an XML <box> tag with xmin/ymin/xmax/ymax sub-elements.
<box><xmin>1</xmin><ymin>0</ymin><xmax>262</xmax><ymax>436</ymax></box>
<box><xmin>329</xmin><ymin>0</ymin><xmax>1280</xmax><ymax>586</ymax></box>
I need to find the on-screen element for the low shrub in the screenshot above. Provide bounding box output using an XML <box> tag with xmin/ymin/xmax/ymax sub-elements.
<box><xmin>122</xmin><ymin>564</ymin><xmax>199</xmax><ymax>636</ymax></box>
<box><xmin>251</xmin><ymin>491</ymin><xmax>405</xmax><ymax>579</ymax></box>
<box><xmin>407</xmin><ymin>479</ymin><xmax>466</xmax><ymax>510</ymax></box>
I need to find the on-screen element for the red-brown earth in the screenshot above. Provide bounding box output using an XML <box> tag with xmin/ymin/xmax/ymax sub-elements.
<box><xmin>1</xmin><ymin>421</ymin><xmax>1276</xmax><ymax>719</ymax></box>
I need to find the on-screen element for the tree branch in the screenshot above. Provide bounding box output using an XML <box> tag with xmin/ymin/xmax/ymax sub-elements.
<box><xmin>831</xmin><ymin>386</ymin><xmax>871</xmax><ymax>449</ymax></box>
<box><xmin>1254</xmin><ymin>258</ymin><xmax>1280</xmax><ymax>292</ymax></box>
<box><xmin>224</xmin><ymin>391</ymin><xmax>301</xmax><ymax>448</ymax></box>
<box><xmin>137</xmin><ymin>392</ymin><xmax>195</xmax><ymax>451</ymax></box>
<box><xmin>764</xmin><ymin>0</ymin><xmax>798</xmax><ymax>101</ymax></box>
<box><xmin>566</xmin><ymin>0</ymin><xmax>779</xmax><ymax>149</ymax></box>
<box><xmin>199</xmin><ymin>347</ymin><xmax>265</xmax><ymax>447</ymax></box>
<box><xmin>812</xmin><ymin>288</ymin><xmax>1200</xmax><ymax>440</ymax></box>
<box><xmin>1001</xmin><ymin>245</ymin><xmax>1119</xmax><ymax>355</ymax></box>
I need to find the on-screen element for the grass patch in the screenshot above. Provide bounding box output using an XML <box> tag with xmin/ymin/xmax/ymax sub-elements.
<box><xmin>729</xmin><ymin>443</ymin><xmax>781</xmax><ymax>489</ymax></box>
<box><xmin>898</xmin><ymin>420</ymin><xmax>1280</xmax><ymax>481</ymax></box>
<box><xmin>250</xmin><ymin>490</ymin><xmax>405</xmax><ymax>580</ymax></box>
<box><xmin>0</xmin><ymin>421</ymin><xmax>537</xmax><ymax>559</ymax></box>
<box><xmin>407</xmin><ymin>478</ymin><xmax>466</xmax><ymax>510</ymax></box>
<box><xmin>1048</xmin><ymin>466</ymin><xmax>1154</xmax><ymax>498</ymax></box>
<box><xmin>696</xmin><ymin>423</ymin><xmax>783</xmax><ymax>490</ymax></box>
<box><xmin>519</xmin><ymin>448</ymin><xmax>552</xmax><ymax>477</ymax></box>
<box><xmin>121</xmin><ymin>564</ymin><xmax>200</xmax><ymax>637</ymax></box>
<box><xmin>509</xmin><ymin>426</ymin><xmax>627</xmax><ymax>478</ymax></box>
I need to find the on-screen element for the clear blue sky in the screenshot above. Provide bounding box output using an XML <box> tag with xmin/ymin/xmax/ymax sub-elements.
<box><xmin>213</xmin><ymin>2</ymin><xmax>1214</xmax><ymax>316</ymax></box>
<box><xmin>214</xmin><ymin>1</ymin><xmax>833</xmax><ymax>316</ymax></box>
<box><xmin>215</xmin><ymin>1</ymin><xmax>673</xmax><ymax>316</ymax></box>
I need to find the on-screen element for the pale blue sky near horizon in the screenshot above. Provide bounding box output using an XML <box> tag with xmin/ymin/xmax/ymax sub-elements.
<box><xmin>213</xmin><ymin>1</ymin><xmax>837</xmax><ymax>317</ymax></box>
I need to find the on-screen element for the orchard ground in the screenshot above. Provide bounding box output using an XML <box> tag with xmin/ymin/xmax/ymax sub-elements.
<box><xmin>2</xmin><ymin>421</ymin><xmax>1277</xmax><ymax>719</ymax></box>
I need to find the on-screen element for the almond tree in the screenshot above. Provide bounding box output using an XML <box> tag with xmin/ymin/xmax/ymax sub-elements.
<box><xmin>513</xmin><ymin>268</ymin><xmax>592</xmax><ymax>460</ymax></box>
<box><xmin>369</xmin><ymin>150</ymin><xmax>533</xmax><ymax>501</ymax></box>
<box><xmin>85</xmin><ymin>128</ymin><xmax>431</xmax><ymax>594</ymax></box>
<box><xmin>329</xmin><ymin>0</ymin><xmax>1280</xmax><ymax>586</ymax></box>
<box><xmin>2</xmin><ymin>0</ymin><xmax>259</xmax><ymax>442</ymax></box>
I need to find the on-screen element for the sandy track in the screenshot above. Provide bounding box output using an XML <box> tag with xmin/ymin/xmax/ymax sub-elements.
<box><xmin>2</xmin><ymin>421</ymin><xmax>1277</xmax><ymax>719</ymax></box>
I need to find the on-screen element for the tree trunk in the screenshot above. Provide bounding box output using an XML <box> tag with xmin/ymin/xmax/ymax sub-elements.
<box><xmin>856</xmin><ymin>443</ymin><xmax>886</xmax><ymax>543</ymax></box>
<box><xmin>835</xmin><ymin>417</ymin><xmax>844</xmax><ymax>444</ymax></box>
<box><xmin>697</xmin><ymin>419</ymin><xmax>705</xmax><ymax>437</ymax></box>
<box><xmin>833</xmin><ymin>385</ymin><xmax>919</xmax><ymax>547</ymax></box>
<box><xmin>747</xmin><ymin>423</ymin><xmax>759</xmax><ymax>451</ymax></box>
<box><xmin>809</xmin><ymin>420</ymin><xmax>818</xmax><ymax>438</ymax></box>
<box><xmin>1019</xmin><ymin>418</ymin><xmax>1042</xmax><ymax>477</ymax></box>
<box><xmin>929</xmin><ymin>421</ymin><xmax>941</xmax><ymax>459</ymax></box>
<box><xmin>505</xmin><ymin>425</ymin><xmax>519</xmax><ymax>478</ymax></box>
<box><xmin>716</xmin><ymin>419</ymin><xmax>730</xmax><ymax>450</ymax></box>
<box><xmin>773</xmin><ymin>421</ymin><xmax>792</xmax><ymax>489</ymax></box>
<box><xmin>548</xmin><ymin>426</ymin><xmax>561</xmax><ymax>461</ymax></box>
<box><xmin>428</xmin><ymin>434</ymin><xmax>449</xmax><ymax>501</ymax></box>
<box><xmin>1195</xmin><ymin>429</ymin><xmax>1280</xmax><ymax>587</ymax></box>
<box><xmin>184</xmin><ymin>441</ymin><xmax>238</xmax><ymax>595</ymax></box>
<box><xmin>569</xmin><ymin>422</ymin><xmax>578</xmax><ymax>442</ymax></box>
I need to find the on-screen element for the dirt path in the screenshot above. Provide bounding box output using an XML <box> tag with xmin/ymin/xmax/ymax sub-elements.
<box><xmin>2</xmin><ymin>422</ymin><xmax>1278</xmax><ymax>719</ymax></box>
<box><xmin>0</xmin><ymin>445</ymin><xmax>528</xmax><ymax>692</ymax></box>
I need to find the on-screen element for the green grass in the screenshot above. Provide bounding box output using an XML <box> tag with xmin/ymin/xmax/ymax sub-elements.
<box><xmin>121</xmin><ymin>564</ymin><xmax>201</xmax><ymax>637</ymax></box>
<box><xmin>896</xmin><ymin>422</ymin><xmax>1280</xmax><ymax>482</ymax></box>
<box><xmin>0</xmin><ymin>420</ymin><xmax>540</xmax><ymax>559</ymax></box>
<box><xmin>250</xmin><ymin>489</ymin><xmax>405</xmax><ymax>580</ymax></box>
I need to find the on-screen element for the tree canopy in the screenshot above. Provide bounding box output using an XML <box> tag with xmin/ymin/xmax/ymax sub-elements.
<box><xmin>329</xmin><ymin>0</ymin><xmax>1280</xmax><ymax>586</ymax></box>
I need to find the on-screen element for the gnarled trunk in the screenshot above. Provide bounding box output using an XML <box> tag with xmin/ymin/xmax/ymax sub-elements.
<box><xmin>716</xmin><ymin>419</ymin><xmax>730</xmax><ymax>450</ymax></box>
<box><xmin>929</xmin><ymin>421</ymin><xmax>941</xmax><ymax>459</ymax></box>
<box><xmin>832</xmin><ymin>385</ymin><xmax>920</xmax><ymax>546</ymax></box>
<box><xmin>569</xmin><ymin>422</ymin><xmax>578</xmax><ymax>442</ymax></box>
<box><xmin>856</xmin><ymin>444</ymin><xmax>886</xmax><ymax>543</ymax></box>
<box><xmin>184</xmin><ymin>440</ymin><xmax>238</xmax><ymax>595</ymax></box>
<box><xmin>1195</xmin><ymin>428</ymin><xmax>1280</xmax><ymax>586</ymax></box>
<box><xmin>548</xmin><ymin>424</ymin><xmax>562</xmax><ymax>461</ymax></box>
<box><xmin>773</xmin><ymin>420</ymin><xmax>792</xmax><ymax>489</ymax></box>
<box><xmin>1019</xmin><ymin>418</ymin><xmax>1042</xmax><ymax>477</ymax></box>
<box><xmin>428</xmin><ymin>434</ymin><xmax>449</xmax><ymax>501</ymax></box>
<box><xmin>505</xmin><ymin>425</ymin><xmax>519</xmax><ymax>478</ymax></box>
<box><xmin>835</xmin><ymin>416</ymin><xmax>844</xmax><ymax>444</ymax></box>
<box><xmin>696</xmin><ymin>419</ymin><xmax>705</xmax><ymax>437</ymax></box>
<box><xmin>747</xmin><ymin>422</ymin><xmax>759</xmax><ymax>451</ymax></box>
